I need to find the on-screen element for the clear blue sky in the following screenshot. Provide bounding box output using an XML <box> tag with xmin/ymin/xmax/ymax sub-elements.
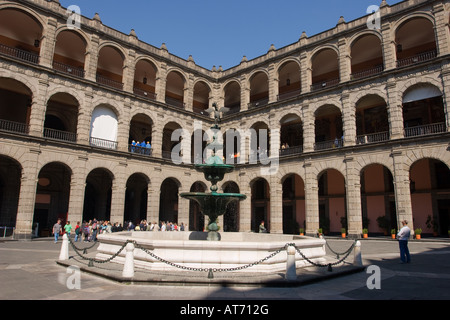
<box><xmin>60</xmin><ymin>0</ymin><xmax>403</xmax><ymax>70</ymax></box>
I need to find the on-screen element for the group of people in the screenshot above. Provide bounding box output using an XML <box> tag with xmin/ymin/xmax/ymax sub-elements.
<box><xmin>126</xmin><ymin>220</ymin><xmax>186</xmax><ymax>232</ymax></box>
<box><xmin>52</xmin><ymin>219</ymin><xmax>124</xmax><ymax>243</ymax></box>
<box><xmin>131</xmin><ymin>140</ymin><xmax>152</xmax><ymax>155</ymax></box>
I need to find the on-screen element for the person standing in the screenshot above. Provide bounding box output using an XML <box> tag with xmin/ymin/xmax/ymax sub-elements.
<box><xmin>259</xmin><ymin>221</ymin><xmax>267</xmax><ymax>233</ymax></box>
<box><xmin>74</xmin><ymin>222</ymin><xmax>81</xmax><ymax>242</ymax></box>
<box><xmin>52</xmin><ymin>219</ymin><xmax>62</xmax><ymax>243</ymax></box>
<box><xmin>64</xmin><ymin>221</ymin><xmax>73</xmax><ymax>238</ymax></box>
<box><xmin>397</xmin><ymin>220</ymin><xmax>411</xmax><ymax>264</ymax></box>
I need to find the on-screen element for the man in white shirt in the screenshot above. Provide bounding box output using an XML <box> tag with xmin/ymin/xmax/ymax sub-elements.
<box><xmin>397</xmin><ymin>220</ymin><xmax>411</xmax><ymax>264</ymax></box>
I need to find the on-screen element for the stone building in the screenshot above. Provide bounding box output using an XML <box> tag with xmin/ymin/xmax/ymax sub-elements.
<box><xmin>0</xmin><ymin>0</ymin><xmax>449</xmax><ymax>239</ymax></box>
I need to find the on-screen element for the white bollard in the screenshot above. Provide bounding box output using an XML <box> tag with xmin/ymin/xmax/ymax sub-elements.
<box><xmin>353</xmin><ymin>241</ymin><xmax>363</xmax><ymax>266</ymax></box>
<box><xmin>122</xmin><ymin>242</ymin><xmax>135</xmax><ymax>278</ymax></box>
<box><xmin>59</xmin><ymin>233</ymin><xmax>69</xmax><ymax>261</ymax></box>
<box><xmin>285</xmin><ymin>245</ymin><xmax>297</xmax><ymax>281</ymax></box>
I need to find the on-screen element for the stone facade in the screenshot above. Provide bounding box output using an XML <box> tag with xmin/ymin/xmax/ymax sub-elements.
<box><xmin>0</xmin><ymin>0</ymin><xmax>449</xmax><ymax>239</ymax></box>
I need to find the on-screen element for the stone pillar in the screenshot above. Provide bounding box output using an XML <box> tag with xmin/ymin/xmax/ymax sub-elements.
<box><xmin>15</xmin><ymin>151</ymin><xmax>40</xmax><ymax>239</ymax></box>
<box><xmin>386</xmin><ymin>79</ymin><xmax>404</xmax><ymax>140</ymax></box>
<box><xmin>381</xmin><ymin>21</ymin><xmax>396</xmax><ymax>71</ymax></box>
<box><xmin>67</xmin><ymin>159</ymin><xmax>88</xmax><ymax>225</ymax></box>
<box><xmin>84</xmin><ymin>34</ymin><xmax>99</xmax><ymax>82</ymax></box>
<box><xmin>344</xmin><ymin>157</ymin><xmax>363</xmax><ymax>237</ymax></box>
<box><xmin>116</xmin><ymin>104</ymin><xmax>131</xmax><ymax>152</ymax></box>
<box><xmin>440</xmin><ymin>65</ymin><xmax>450</xmax><ymax>132</ymax></box>
<box><xmin>184</xmin><ymin>75</ymin><xmax>194</xmax><ymax>112</ymax></box>
<box><xmin>147</xmin><ymin>175</ymin><xmax>162</xmax><ymax>224</ymax></box>
<box><xmin>338</xmin><ymin>38</ymin><xmax>351</xmax><ymax>83</ymax></box>
<box><xmin>151</xmin><ymin>123</ymin><xmax>163</xmax><ymax>158</ymax></box>
<box><xmin>123</xmin><ymin>50</ymin><xmax>135</xmax><ymax>93</ymax></box>
<box><xmin>155</xmin><ymin>63</ymin><xmax>167</xmax><ymax>104</ymax></box>
<box><xmin>239</xmin><ymin>175</ymin><xmax>252</xmax><ymax>232</ymax></box>
<box><xmin>268</xmin><ymin>63</ymin><xmax>278</xmax><ymax>103</ymax></box>
<box><xmin>39</xmin><ymin>17</ymin><xmax>58</xmax><ymax>68</ymax></box>
<box><xmin>240</xmin><ymin>75</ymin><xmax>250</xmax><ymax>112</ymax></box>
<box><xmin>391</xmin><ymin>150</ymin><xmax>414</xmax><ymax>231</ymax></box>
<box><xmin>269</xmin><ymin>176</ymin><xmax>283</xmax><ymax>234</ymax></box>
<box><xmin>341</xmin><ymin>92</ymin><xmax>356</xmax><ymax>147</ymax></box>
<box><xmin>304</xmin><ymin>162</ymin><xmax>319</xmax><ymax>236</ymax></box>
<box><xmin>110</xmin><ymin>166</ymin><xmax>127</xmax><ymax>224</ymax></box>
<box><xmin>433</xmin><ymin>2</ymin><xmax>450</xmax><ymax>56</ymax></box>
<box><xmin>300</xmin><ymin>52</ymin><xmax>310</xmax><ymax>94</ymax></box>
<box><xmin>76</xmin><ymin>91</ymin><xmax>93</xmax><ymax>145</ymax></box>
<box><xmin>302</xmin><ymin>105</ymin><xmax>315</xmax><ymax>153</ymax></box>
<box><xmin>178</xmin><ymin>186</ymin><xmax>190</xmax><ymax>226</ymax></box>
<box><xmin>28</xmin><ymin>76</ymin><xmax>49</xmax><ymax>137</ymax></box>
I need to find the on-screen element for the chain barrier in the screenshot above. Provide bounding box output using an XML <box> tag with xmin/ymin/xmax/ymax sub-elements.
<box><xmin>66</xmin><ymin>237</ymin><xmax>358</xmax><ymax>278</ymax></box>
<box><xmin>324</xmin><ymin>238</ymin><xmax>358</xmax><ymax>259</ymax></box>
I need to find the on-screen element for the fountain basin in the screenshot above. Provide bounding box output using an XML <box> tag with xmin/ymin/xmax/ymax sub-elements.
<box><xmin>96</xmin><ymin>231</ymin><xmax>327</xmax><ymax>273</ymax></box>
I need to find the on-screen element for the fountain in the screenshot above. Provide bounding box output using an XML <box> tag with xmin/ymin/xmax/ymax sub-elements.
<box><xmin>179</xmin><ymin>104</ymin><xmax>247</xmax><ymax>241</ymax></box>
<box><xmin>94</xmin><ymin>104</ymin><xmax>327</xmax><ymax>275</ymax></box>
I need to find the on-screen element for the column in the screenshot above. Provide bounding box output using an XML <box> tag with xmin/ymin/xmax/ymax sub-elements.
<box><xmin>14</xmin><ymin>151</ymin><xmax>40</xmax><ymax>239</ymax></box>
<box><xmin>381</xmin><ymin>21</ymin><xmax>396</xmax><ymax>71</ymax></box>
<box><xmin>391</xmin><ymin>150</ymin><xmax>414</xmax><ymax>231</ymax></box>
<box><xmin>155</xmin><ymin>63</ymin><xmax>167</xmax><ymax>104</ymax></box>
<box><xmin>123</xmin><ymin>50</ymin><xmax>135</xmax><ymax>93</ymax></box>
<box><xmin>269</xmin><ymin>176</ymin><xmax>283</xmax><ymax>234</ymax></box>
<box><xmin>109</xmin><ymin>166</ymin><xmax>127</xmax><ymax>224</ymax></box>
<box><xmin>76</xmin><ymin>91</ymin><xmax>93</xmax><ymax>145</ymax></box>
<box><xmin>39</xmin><ymin>17</ymin><xmax>58</xmax><ymax>68</ymax></box>
<box><xmin>302</xmin><ymin>104</ymin><xmax>315</xmax><ymax>153</ymax></box>
<box><xmin>338</xmin><ymin>38</ymin><xmax>351</xmax><ymax>83</ymax></box>
<box><xmin>440</xmin><ymin>66</ymin><xmax>450</xmax><ymax>132</ymax></box>
<box><xmin>341</xmin><ymin>92</ymin><xmax>356</xmax><ymax>147</ymax></box>
<box><xmin>344</xmin><ymin>157</ymin><xmax>363</xmax><ymax>238</ymax></box>
<box><xmin>116</xmin><ymin>103</ymin><xmax>131</xmax><ymax>152</ymax></box>
<box><xmin>67</xmin><ymin>159</ymin><xmax>88</xmax><ymax>225</ymax></box>
<box><xmin>386</xmin><ymin>79</ymin><xmax>404</xmax><ymax>140</ymax></box>
<box><xmin>238</xmin><ymin>175</ymin><xmax>252</xmax><ymax>232</ymax></box>
<box><xmin>84</xmin><ymin>34</ymin><xmax>99</xmax><ymax>82</ymax></box>
<box><xmin>28</xmin><ymin>76</ymin><xmax>49</xmax><ymax>137</ymax></box>
<box><xmin>300</xmin><ymin>51</ymin><xmax>310</xmax><ymax>94</ymax></box>
<box><xmin>240</xmin><ymin>75</ymin><xmax>250</xmax><ymax>112</ymax></box>
<box><xmin>268</xmin><ymin>63</ymin><xmax>278</xmax><ymax>103</ymax></box>
<box><xmin>303</xmin><ymin>162</ymin><xmax>319</xmax><ymax>236</ymax></box>
<box><xmin>147</xmin><ymin>184</ymin><xmax>160</xmax><ymax>224</ymax></box>
<box><xmin>433</xmin><ymin>2</ymin><xmax>450</xmax><ymax>57</ymax></box>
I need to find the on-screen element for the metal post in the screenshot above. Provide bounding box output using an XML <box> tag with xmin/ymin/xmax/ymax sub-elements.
<box><xmin>122</xmin><ymin>242</ymin><xmax>135</xmax><ymax>278</ymax></box>
<box><xmin>59</xmin><ymin>233</ymin><xmax>69</xmax><ymax>261</ymax></box>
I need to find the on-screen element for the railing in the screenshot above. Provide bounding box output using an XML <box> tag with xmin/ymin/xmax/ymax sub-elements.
<box><xmin>277</xmin><ymin>90</ymin><xmax>301</xmax><ymax>101</ymax></box>
<box><xmin>314</xmin><ymin>138</ymin><xmax>343</xmax><ymax>151</ymax></box>
<box><xmin>133</xmin><ymin>87</ymin><xmax>157</xmax><ymax>100</ymax></box>
<box><xmin>129</xmin><ymin>144</ymin><xmax>153</xmax><ymax>156</ymax></box>
<box><xmin>89</xmin><ymin>137</ymin><xmax>118</xmax><ymax>150</ymax></box>
<box><xmin>396</xmin><ymin>50</ymin><xmax>437</xmax><ymax>68</ymax></box>
<box><xmin>404</xmin><ymin>122</ymin><xmax>446</xmax><ymax>138</ymax></box>
<box><xmin>0</xmin><ymin>43</ymin><xmax>39</xmax><ymax>64</ymax></box>
<box><xmin>43</xmin><ymin>128</ymin><xmax>77</xmax><ymax>143</ymax></box>
<box><xmin>311</xmin><ymin>78</ymin><xmax>340</xmax><ymax>91</ymax></box>
<box><xmin>53</xmin><ymin>61</ymin><xmax>85</xmax><ymax>78</ymax></box>
<box><xmin>356</xmin><ymin>131</ymin><xmax>390</xmax><ymax>145</ymax></box>
<box><xmin>96</xmin><ymin>74</ymin><xmax>123</xmax><ymax>90</ymax></box>
<box><xmin>165</xmin><ymin>96</ymin><xmax>185</xmax><ymax>109</ymax></box>
<box><xmin>351</xmin><ymin>65</ymin><xmax>384</xmax><ymax>80</ymax></box>
<box><xmin>279</xmin><ymin>145</ymin><xmax>303</xmax><ymax>156</ymax></box>
<box><xmin>0</xmin><ymin>119</ymin><xmax>29</xmax><ymax>134</ymax></box>
<box><xmin>248</xmin><ymin>98</ymin><xmax>269</xmax><ymax>109</ymax></box>
<box><xmin>0</xmin><ymin>227</ymin><xmax>15</xmax><ymax>238</ymax></box>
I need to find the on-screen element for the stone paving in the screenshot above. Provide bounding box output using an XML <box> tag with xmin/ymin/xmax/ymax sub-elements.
<box><xmin>1</xmin><ymin>236</ymin><xmax>449</xmax><ymax>302</ymax></box>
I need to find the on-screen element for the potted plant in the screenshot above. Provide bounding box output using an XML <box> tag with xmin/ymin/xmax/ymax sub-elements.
<box><xmin>299</xmin><ymin>228</ymin><xmax>304</xmax><ymax>236</ymax></box>
<box><xmin>341</xmin><ymin>228</ymin><xmax>346</xmax><ymax>238</ymax></box>
<box><xmin>362</xmin><ymin>228</ymin><xmax>368</xmax><ymax>238</ymax></box>
<box><xmin>415</xmin><ymin>228</ymin><xmax>422</xmax><ymax>240</ymax></box>
<box><xmin>377</xmin><ymin>216</ymin><xmax>389</xmax><ymax>235</ymax></box>
<box><xmin>426</xmin><ymin>215</ymin><xmax>439</xmax><ymax>237</ymax></box>
<box><xmin>391</xmin><ymin>229</ymin><xmax>397</xmax><ymax>239</ymax></box>
<box><xmin>317</xmin><ymin>228</ymin><xmax>323</xmax><ymax>237</ymax></box>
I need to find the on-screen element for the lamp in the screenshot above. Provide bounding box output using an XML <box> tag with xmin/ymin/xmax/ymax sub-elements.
<box><xmin>143</xmin><ymin>77</ymin><xmax>147</xmax><ymax>84</ymax></box>
<box><xmin>34</xmin><ymin>39</ymin><xmax>40</xmax><ymax>48</ymax></box>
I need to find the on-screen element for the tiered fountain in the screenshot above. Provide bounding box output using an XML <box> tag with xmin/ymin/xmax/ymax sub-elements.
<box><xmin>95</xmin><ymin>104</ymin><xmax>326</xmax><ymax>274</ymax></box>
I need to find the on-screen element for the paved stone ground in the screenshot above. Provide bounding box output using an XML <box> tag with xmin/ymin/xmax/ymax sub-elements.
<box><xmin>1</xmin><ymin>236</ymin><xmax>449</xmax><ymax>304</ymax></box>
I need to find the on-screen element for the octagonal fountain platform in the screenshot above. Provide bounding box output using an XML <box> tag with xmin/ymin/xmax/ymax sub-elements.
<box><xmin>95</xmin><ymin>231</ymin><xmax>327</xmax><ymax>274</ymax></box>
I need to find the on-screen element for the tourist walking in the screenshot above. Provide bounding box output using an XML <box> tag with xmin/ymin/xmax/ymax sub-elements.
<box><xmin>74</xmin><ymin>222</ymin><xmax>81</xmax><ymax>242</ymax></box>
<box><xmin>52</xmin><ymin>219</ymin><xmax>62</xmax><ymax>243</ymax></box>
<box><xmin>397</xmin><ymin>220</ymin><xmax>411</xmax><ymax>264</ymax></box>
<box><xmin>64</xmin><ymin>221</ymin><xmax>72</xmax><ymax>237</ymax></box>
